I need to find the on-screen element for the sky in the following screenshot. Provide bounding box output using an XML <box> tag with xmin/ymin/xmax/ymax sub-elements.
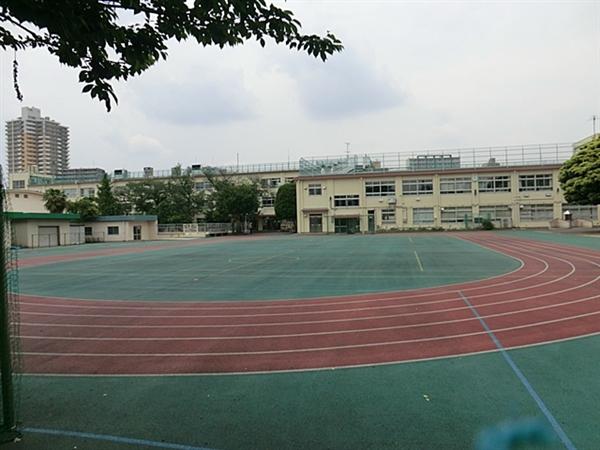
<box><xmin>1</xmin><ymin>1</ymin><xmax>599</xmax><ymax>172</ymax></box>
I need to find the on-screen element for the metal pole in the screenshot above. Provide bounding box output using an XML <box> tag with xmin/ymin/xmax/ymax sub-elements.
<box><xmin>0</xmin><ymin>180</ymin><xmax>18</xmax><ymax>442</ymax></box>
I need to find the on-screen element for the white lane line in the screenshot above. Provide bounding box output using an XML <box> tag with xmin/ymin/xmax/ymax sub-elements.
<box><xmin>19</xmin><ymin>331</ymin><xmax>600</xmax><ymax>377</ymax></box>
<box><xmin>18</xmin><ymin>308</ymin><xmax>600</xmax><ymax>357</ymax></box>
<box><xmin>17</xmin><ymin>292</ymin><xmax>600</xmax><ymax>341</ymax></box>
<box><xmin>414</xmin><ymin>251</ymin><xmax>424</xmax><ymax>272</ymax></box>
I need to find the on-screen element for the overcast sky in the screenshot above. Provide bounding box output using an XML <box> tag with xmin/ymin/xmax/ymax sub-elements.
<box><xmin>1</xmin><ymin>1</ymin><xmax>599</xmax><ymax>171</ymax></box>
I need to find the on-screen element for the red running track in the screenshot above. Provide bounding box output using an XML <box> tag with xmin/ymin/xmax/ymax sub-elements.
<box><xmin>15</xmin><ymin>234</ymin><xmax>600</xmax><ymax>375</ymax></box>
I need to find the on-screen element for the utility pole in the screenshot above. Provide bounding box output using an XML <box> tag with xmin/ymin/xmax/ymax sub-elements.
<box><xmin>345</xmin><ymin>142</ymin><xmax>350</xmax><ymax>157</ymax></box>
<box><xmin>592</xmin><ymin>115</ymin><xmax>598</xmax><ymax>136</ymax></box>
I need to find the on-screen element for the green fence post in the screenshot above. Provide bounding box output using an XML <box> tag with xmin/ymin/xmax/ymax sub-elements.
<box><xmin>0</xmin><ymin>180</ymin><xmax>19</xmax><ymax>443</ymax></box>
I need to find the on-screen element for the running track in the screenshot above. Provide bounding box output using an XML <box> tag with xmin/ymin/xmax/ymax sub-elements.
<box><xmin>15</xmin><ymin>233</ymin><xmax>600</xmax><ymax>375</ymax></box>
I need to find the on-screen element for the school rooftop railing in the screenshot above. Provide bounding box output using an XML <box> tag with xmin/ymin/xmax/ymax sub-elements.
<box><xmin>298</xmin><ymin>143</ymin><xmax>574</xmax><ymax>177</ymax></box>
<box><xmin>28</xmin><ymin>161</ymin><xmax>300</xmax><ymax>186</ymax></box>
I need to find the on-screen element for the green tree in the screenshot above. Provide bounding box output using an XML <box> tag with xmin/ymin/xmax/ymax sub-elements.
<box><xmin>42</xmin><ymin>188</ymin><xmax>67</xmax><ymax>213</ymax></box>
<box><xmin>66</xmin><ymin>197</ymin><xmax>100</xmax><ymax>221</ymax></box>
<box><xmin>2</xmin><ymin>0</ymin><xmax>342</xmax><ymax>110</ymax></box>
<box><xmin>124</xmin><ymin>180</ymin><xmax>167</xmax><ymax>217</ymax></box>
<box><xmin>204</xmin><ymin>170</ymin><xmax>260</xmax><ymax>231</ymax></box>
<box><xmin>559</xmin><ymin>135</ymin><xmax>600</xmax><ymax>205</ymax></box>
<box><xmin>274</xmin><ymin>182</ymin><xmax>296</xmax><ymax>222</ymax></box>
<box><xmin>96</xmin><ymin>174</ymin><xmax>126</xmax><ymax>215</ymax></box>
<box><xmin>161</xmin><ymin>173</ymin><xmax>205</xmax><ymax>223</ymax></box>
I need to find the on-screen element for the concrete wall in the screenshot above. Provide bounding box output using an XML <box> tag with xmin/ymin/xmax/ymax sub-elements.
<box><xmin>85</xmin><ymin>220</ymin><xmax>157</xmax><ymax>242</ymax></box>
<box><xmin>11</xmin><ymin>220</ymin><xmax>82</xmax><ymax>248</ymax></box>
<box><xmin>7</xmin><ymin>190</ymin><xmax>47</xmax><ymax>213</ymax></box>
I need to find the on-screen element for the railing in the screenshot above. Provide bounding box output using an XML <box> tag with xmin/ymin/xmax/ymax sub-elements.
<box><xmin>113</xmin><ymin>162</ymin><xmax>299</xmax><ymax>182</ymax></box>
<box><xmin>299</xmin><ymin>143</ymin><xmax>574</xmax><ymax>176</ymax></box>
<box><xmin>157</xmin><ymin>223</ymin><xmax>232</xmax><ymax>234</ymax></box>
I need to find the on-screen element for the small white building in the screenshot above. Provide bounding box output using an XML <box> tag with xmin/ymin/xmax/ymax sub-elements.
<box><xmin>84</xmin><ymin>215</ymin><xmax>158</xmax><ymax>242</ymax></box>
<box><xmin>7</xmin><ymin>212</ymin><xmax>83</xmax><ymax>248</ymax></box>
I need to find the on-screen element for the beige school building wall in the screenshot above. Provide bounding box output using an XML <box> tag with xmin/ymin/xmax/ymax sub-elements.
<box><xmin>296</xmin><ymin>164</ymin><xmax>599</xmax><ymax>233</ymax></box>
<box><xmin>86</xmin><ymin>216</ymin><xmax>158</xmax><ymax>242</ymax></box>
<box><xmin>6</xmin><ymin>190</ymin><xmax>47</xmax><ymax>213</ymax></box>
<box><xmin>7</xmin><ymin>213</ymin><xmax>83</xmax><ymax>248</ymax></box>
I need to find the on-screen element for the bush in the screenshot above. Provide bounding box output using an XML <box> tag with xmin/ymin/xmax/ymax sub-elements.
<box><xmin>481</xmin><ymin>219</ymin><xmax>495</xmax><ymax>230</ymax></box>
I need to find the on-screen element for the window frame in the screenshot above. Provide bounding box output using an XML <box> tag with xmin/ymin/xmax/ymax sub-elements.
<box><xmin>365</xmin><ymin>180</ymin><xmax>396</xmax><ymax>197</ymax></box>
<box><xmin>308</xmin><ymin>184</ymin><xmax>322</xmax><ymax>196</ymax></box>
<box><xmin>479</xmin><ymin>205</ymin><xmax>511</xmax><ymax>219</ymax></box>
<box><xmin>441</xmin><ymin>206</ymin><xmax>473</xmax><ymax>223</ymax></box>
<box><xmin>520</xmin><ymin>204</ymin><xmax>554</xmax><ymax>221</ymax></box>
<box><xmin>478</xmin><ymin>175</ymin><xmax>511</xmax><ymax>193</ymax></box>
<box><xmin>261</xmin><ymin>196</ymin><xmax>275</xmax><ymax>207</ymax></box>
<box><xmin>107</xmin><ymin>226</ymin><xmax>120</xmax><ymax>235</ymax></box>
<box><xmin>381</xmin><ymin>208</ymin><xmax>396</xmax><ymax>223</ymax></box>
<box><xmin>334</xmin><ymin>194</ymin><xmax>360</xmax><ymax>208</ymax></box>
<box><xmin>413</xmin><ymin>207</ymin><xmax>434</xmax><ymax>224</ymax></box>
<box><xmin>518</xmin><ymin>174</ymin><xmax>553</xmax><ymax>192</ymax></box>
<box><xmin>440</xmin><ymin>177</ymin><xmax>472</xmax><ymax>194</ymax></box>
<box><xmin>402</xmin><ymin>179</ymin><xmax>433</xmax><ymax>196</ymax></box>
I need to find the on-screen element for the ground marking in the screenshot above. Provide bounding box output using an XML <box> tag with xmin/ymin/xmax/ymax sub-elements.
<box><xmin>414</xmin><ymin>250</ymin><xmax>424</xmax><ymax>272</ymax></box>
<box><xmin>459</xmin><ymin>291</ymin><xmax>577</xmax><ymax>450</ymax></box>
<box><xmin>18</xmin><ymin>331</ymin><xmax>600</xmax><ymax>377</ymax></box>
<box><xmin>22</xmin><ymin>427</ymin><xmax>217</xmax><ymax>450</ymax></box>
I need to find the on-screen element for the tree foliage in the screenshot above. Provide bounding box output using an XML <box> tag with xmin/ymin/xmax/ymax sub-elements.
<box><xmin>204</xmin><ymin>169</ymin><xmax>259</xmax><ymax>228</ymax></box>
<box><xmin>123</xmin><ymin>171</ymin><xmax>203</xmax><ymax>223</ymax></box>
<box><xmin>96</xmin><ymin>174</ymin><xmax>127</xmax><ymax>215</ymax></box>
<box><xmin>559</xmin><ymin>136</ymin><xmax>600</xmax><ymax>205</ymax></box>
<box><xmin>66</xmin><ymin>197</ymin><xmax>100</xmax><ymax>221</ymax></box>
<box><xmin>42</xmin><ymin>188</ymin><xmax>67</xmax><ymax>213</ymax></box>
<box><xmin>1</xmin><ymin>0</ymin><xmax>343</xmax><ymax>110</ymax></box>
<box><xmin>274</xmin><ymin>182</ymin><xmax>296</xmax><ymax>221</ymax></box>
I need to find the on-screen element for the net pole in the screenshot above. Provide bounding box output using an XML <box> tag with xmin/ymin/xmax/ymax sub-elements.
<box><xmin>0</xmin><ymin>179</ymin><xmax>18</xmax><ymax>442</ymax></box>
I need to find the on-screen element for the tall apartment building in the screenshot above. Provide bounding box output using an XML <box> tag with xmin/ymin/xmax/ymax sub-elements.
<box><xmin>5</xmin><ymin>106</ymin><xmax>69</xmax><ymax>175</ymax></box>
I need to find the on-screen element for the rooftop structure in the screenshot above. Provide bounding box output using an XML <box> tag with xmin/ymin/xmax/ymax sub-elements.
<box><xmin>298</xmin><ymin>143</ymin><xmax>574</xmax><ymax>177</ymax></box>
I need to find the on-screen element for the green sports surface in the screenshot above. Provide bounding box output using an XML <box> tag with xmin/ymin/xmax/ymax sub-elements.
<box><xmin>17</xmin><ymin>234</ymin><xmax>520</xmax><ymax>301</ymax></box>
<box><xmin>10</xmin><ymin>333</ymin><xmax>600</xmax><ymax>450</ymax></box>
<box><xmin>6</xmin><ymin>231</ymin><xmax>600</xmax><ymax>450</ymax></box>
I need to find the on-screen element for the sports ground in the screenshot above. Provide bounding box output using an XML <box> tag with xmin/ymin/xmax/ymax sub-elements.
<box><xmin>5</xmin><ymin>231</ymin><xmax>600</xmax><ymax>449</ymax></box>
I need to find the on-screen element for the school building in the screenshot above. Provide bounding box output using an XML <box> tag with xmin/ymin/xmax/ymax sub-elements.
<box><xmin>295</xmin><ymin>142</ymin><xmax>599</xmax><ymax>233</ymax></box>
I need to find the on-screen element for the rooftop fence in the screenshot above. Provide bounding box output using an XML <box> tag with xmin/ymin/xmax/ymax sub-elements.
<box><xmin>30</xmin><ymin>161</ymin><xmax>299</xmax><ymax>185</ymax></box>
<box><xmin>298</xmin><ymin>143</ymin><xmax>574</xmax><ymax>177</ymax></box>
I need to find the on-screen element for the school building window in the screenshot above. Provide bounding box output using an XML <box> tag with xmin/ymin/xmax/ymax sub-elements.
<box><xmin>519</xmin><ymin>174</ymin><xmax>553</xmax><ymax>191</ymax></box>
<box><xmin>308</xmin><ymin>184</ymin><xmax>322</xmax><ymax>196</ymax></box>
<box><xmin>479</xmin><ymin>205</ymin><xmax>511</xmax><ymax>220</ymax></box>
<box><xmin>261</xmin><ymin>196</ymin><xmax>274</xmax><ymax>207</ymax></box>
<box><xmin>365</xmin><ymin>180</ymin><xmax>395</xmax><ymax>197</ymax></box>
<box><xmin>194</xmin><ymin>181</ymin><xmax>212</xmax><ymax>191</ymax></box>
<box><xmin>441</xmin><ymin>207</ymin><xmax>472</xmax><ymax>223</ymax></box>
<box><xmin>261</xmin><ymin>178</ymin><xmax>281</xmax><ymax>188</ymax></box>
<box><xmin>107</xmin><ymin>226</ymin><xmax>120</xmax><ymax>235</ymax></box>
<box><xmin>84</xmin><ymin>227</ymin><xmax>93</xmax><ymax>236</ymax></box>
<box><xmin>413</xmin><ymin>207</ymin><xmax>434</xmax><ymax>224</ymax></box>
<box><xmin>520</xmin><ymin>204</ymin><xmax>554</xmax><ymax>221</ymax></box>
<box><xmin>381</xmin><ymin>208</ymin><xmax>396</xmax><ymax>223</ymax></box>
<box><xmin>402</xmin><ymin>179</ymin><xmax>433</xmax><ymax>195</ymax></box>
<box><xmin>440</xmin><ymin>177</ymin><xmax>471</xmax><ymax>194</ymax></box>
<box><xmin>334</xmin><ymin>195</ymin><xmax>360</xmax><ymax>207</ymax></box>
<box><xmin>562</xmin><ymin>205</ymin><xmax>598</xmax><ymax>221</ymax></box>
<box><xmin>478</xmin><ymin>175</ymin><xmax>511</xmax><ymax>192</ymax></box>
<box><xmin>12</xmin><ymin>180</ymin><xmax>25</xmax><ymax>189</ymax></box>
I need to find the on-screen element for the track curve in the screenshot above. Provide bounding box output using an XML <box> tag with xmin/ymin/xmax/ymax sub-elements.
<box><xmin>16</xmin><ymin>233</ymin><xmax>600</xmax><ymax>375</ymax></box>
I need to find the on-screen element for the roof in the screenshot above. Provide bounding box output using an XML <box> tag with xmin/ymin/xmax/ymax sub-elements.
<box><xmin>4</xmin><ymin>212</ymin><xmax>80</xmax><ymax>221</ymax></box>
<box><xmin>93</xmin><ymin>215</ymin><xmax>158</xmax><ymax>222</ymax></box>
